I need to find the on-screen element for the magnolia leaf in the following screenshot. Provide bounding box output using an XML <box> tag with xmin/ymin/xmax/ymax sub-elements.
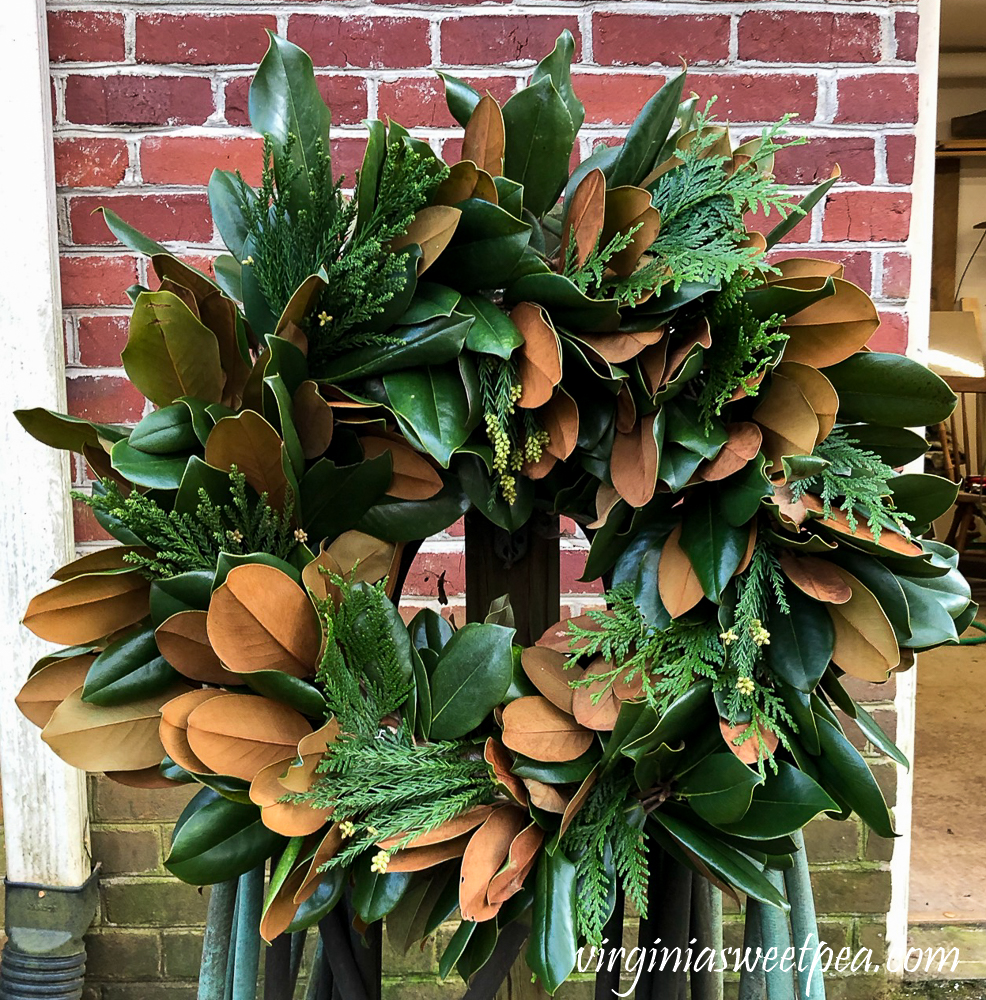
<box><xmin>250</xmin><ymin>758</ymin><xmax>331</xmax><ymax>837</ymax></box>
<box><xmin>186</xmin><ymin>692</ymin><xmax>312</xmax><ymax>782</ymax></box>
<box><xmin>561</xmin><ymin>167</ymin><xmax>605</xmax><ymax>268</ymax></box>
<box><xmin>699</xmin><ymin>423</ymin><xmax>763</xmax><ymax>482</ymax></box>
<box><xmin>558</xmin><ymin>767</ymin><xmax>600</xmax><ymax>840</ymax></box>
<box><xmin>302</xmin><ymin>531</ymin><xmax>400</xmax><ymax>604</ymax></box>
<box><xmin>484</xmin><ymin>740</ymin><xmax>529</xmax><ymax>806</ymax></box>
<box><xmin>160</xmin><ymin>689</ymin><xmax>223</xmax><ymax>774</ymax></box>
<box><xmin>657</xmin><ymin>524</ymin><xmax>705</xmax><ymax>619</ymax></box>
<box><xmin>678</xmin><ymin>752</ymin><xmax>764</xmax><ymax>825</ymax></box>
<box><xmin>293</xmin><ymin>381</ymin><xmax>334</xmax><ymax>460</ymax></box>
<box><xmin>207</xmin><ymin>564</ymin><xmax>321</xmax><ymax>678</ymax></box>
<box><xmin>387</xmin><ymin>833</ymin><xmax>473</xmax><ymax>874</ymax></box>
<box><xmin>487</xmin><ymin>823</ymin><xmax>544</xmax><ymax>905</ymax></box>
<box><xmin>611</xmin><ymin>413</ymin><xmax>660</xmax><ymax>508</ymax></box>
<box><xmin>380</xmin><ymin>805</ymin><xmax>494</xmax><ymax>852</ymax></box>
<box><xmin>520</xmin><ymin>646</ymin><xmax>575</xmax><ymax>714</ymax></box>
<box><xmin>155</xmin><ymin>610</ymin><xmax>230</xmax><ymax>685</ymax></box>
<box><xmin>123</xmin><ymin>291</ymin><xmax>224</xmax><ymax>407</ymax></box>
<box><xmin>16</xmin><ymin>655</ymin><xmax>94</xmax><ymax>729</ymax></box>
<box><xmin>526</xmin><ymin>849</ymin><xmax>579</xmax><ymax>995</ymax></box>
<box><xmin>825</xmin><ymin>567</ymin><xmax>900</xmax><ymax>681</ymax></box>
<box><xmin>205</xmin><ymin>410</ymin><xmax>292</xmax><ymax>514</ymax></box>
<box><xmin>775</xmin><ymin>257</ymin><xmax>844</xmax><ymax>282</ymax></box>
<box><xmin>571</xmin><ymin>658</ymin><xmax>621</xmax><ymax>731</ymax></box>
<box><xmin>500</xmin><ymin>696</ymin><xmax>594</xmax><ymax>762</ymax></box>
<box><xmin>719</xmin><ymin>719</ymin><xmax>779</xmax><ymax>766</ymax></box>
<box><xmin>14</xmin><ymin>407</ymin><xmax>127</xmax><ymax>456</ymax></box>
<box><xmin>82</xmin><ymin>626</ymin><xmax>180</xmax><ymax>706</ymax></box>
<box><xmin>779</xmin><ymin>277</ymin><xmax>879</xmax><ymax>368</ymax></box>
<box><xmin>679</xmin><ymin>494</ymin><xmax>748</xmax><ymax>603</ymax></box>
<box><xmin>390</xmin><ymin>206</ymin><xmax>461</xmax><ymax>274</ymax></box>
<box><xmin>434</xmin><ymin>160</ymin><xmax>496</xmax><ymax>207</ymax></box>
<box><xmin>462</xmin><ymin>94</ymin><xmax>506</xmax><ymax>176</ymax></box>
<box><xmin>459</xmin><ymin>806</ymin><xmax>528</xmax><ymax>921</ymax></box>
<box><xmin>43</xmin><ymin>684</ymin><xmax>185</xmax><ymax>772</ymax></box>
<box><xmin>105</xmin><ymin>766</ymin><xmax>184</xmax><ymax>790</ymax></box>
<box><xmin>775</xmin><ymin>362</ymin><xmax>839</xmax><ymax>445</ymax></box>
<box><xmin>541</xmin><ymin>390</ymin><xmax>580</xmax><ymax>461</ymax></box>
<box><xmin>778</xmin><ymin>553</ymin><xmax>851</xmax><ymax>604</ymax></box>
<box><xmin>601</xmin><ymin>186</ymin><xmax>661</xmax><ymax>277</ymax></box>
<box><xmin>801</xmin><ymin>495</ymin><xmax>925</xmax><ymax>559</ymax></box>
<box><xmin>512</xmin><ymin>303</ymin><xmax>562</xmax><ymax>409</ymax></box>
<box><xmin>753</xmin><ymin>373</ymin><xmax>820</xmax><ymax>475</ymax></box>
<box><xmin>23</xmin><ymin>572</ymin><xmax>150</xmax><ymax>645</ymax></box>
<box><xmin>361</xmin><ymin>435</ymin><xmax>444</xmax><ymax>501</ymax></box>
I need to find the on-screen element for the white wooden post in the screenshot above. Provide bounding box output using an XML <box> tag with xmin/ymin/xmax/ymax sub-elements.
<box><xmin>886</xmin><ymin>0</ymin><xmax>942</xmax><ymax>975</ymax></box>
<box><xmin>0</xmin><ymin>0</ymin><xmax>90</xmax><ymax>889</ymax></box>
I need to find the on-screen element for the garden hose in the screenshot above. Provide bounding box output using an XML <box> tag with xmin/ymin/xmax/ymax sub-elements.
<box><xmin>958</xmin><ymin>621</ymin><xmax>986</xmax><ymax>645</ymax></box>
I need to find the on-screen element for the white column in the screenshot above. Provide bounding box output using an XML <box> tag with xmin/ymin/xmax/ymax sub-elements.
<box><xmin>886</xmin><ymin>0</ymin><xmax>942</xmax><ymax>974</ymax></box>
<box><xmin>0</xmin><ymin>0</ymin><xmax>90</xmax><ymax>887</ymax></box>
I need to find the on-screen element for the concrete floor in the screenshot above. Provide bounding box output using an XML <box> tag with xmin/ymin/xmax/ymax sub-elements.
<box><xmin>910</xmin><ymin>613</ymin><xmax>986</xmax><ymax>924</ymax></box>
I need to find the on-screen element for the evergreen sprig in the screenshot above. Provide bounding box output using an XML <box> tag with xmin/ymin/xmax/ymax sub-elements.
<box><xmin>565</xmin><ymin>582</ymin><xmax>723</xmax><ymax>715</ymax></box>
<box><xmin>75</xmin><ymin>469</ymin><xmax>297</xmax><ymax>578</ymax></box>
<box><xmin>562</xmin><ymin>775</ymin><xmax>648</xmax><ymax>945</ymax></box>
<box><xmin>789</xmin><ymin>428</ymin><xmax>914</xmax><ymax>540</ymax></box>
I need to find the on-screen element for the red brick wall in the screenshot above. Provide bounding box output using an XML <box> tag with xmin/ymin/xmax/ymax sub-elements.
<box><xmin>46</xmin><ymin>5</ymin><xmax>917</xmax><ymax>994</ymax></box>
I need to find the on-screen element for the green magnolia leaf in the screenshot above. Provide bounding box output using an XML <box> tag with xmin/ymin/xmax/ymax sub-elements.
<box><xmin>149</xmin><ymin>571</ymin><xmax>214</xmax><ymax>627</ymax></box>
<box><xmin>166</xmin><ymin>788</ymin><xmax>283</xmax><ymax>885</ymax></box>
<box><xmin>895</xmin><ymin>575</ymin><xmax>960</xmax><ymax>649</ymax></box>
<box><xmin>213</xmin><ymin>552</ymin><xmax>302</xmax><ymax>591</ymax></box>
<box><xmin>408</xmin><ymin>608</ymin><xmax>454</xmax><ymax>653</ymax></box>
<box><xmin>457</xmin><ymin>455</ymin><xmax>535</xmax><ymax>533</ymax></box>
<box><xmin>459</xmin><ymin>294</ymin><xmax>524</xmax><ymax>358</ymax></box>
<box><xmin>109</xmin><ymin>440</ymin><xmax>188</xmax><ymax>491</ymax></box>
<box><xmin>679</xmin><ymin>493</ymin><xmax>748</xmax><ymax>602</ymax></box>
<box><xmin>209</xmin><ymin>169</ymin><xmax>256</xmax><ymax>260</ymax></box>
<box><xmin>317</xmin><ymin>312</ymin><xmax>473</xmax><ymax>382</ymax></box>
<box><xmin>825</xmin><ymin>353</ymin><xmax>957</xmax><ymax>427</ymax></box>
<box><xmin>82</xmin><ymin>626</ymin><xmax>180</xmax><ymax>706</ymax></box>
<box><xmin>128</xmin><ymin>404</ymin><xmax>199</xmax><ymax>455</ymax></box>
<box><xmin>839</xmin><ymin>424</ymin><xmax>929</xmax><ymax>467</ymax></box>
<box><xmin>214</xmin><ymin>255</ymin><xmax>244</xmax><ymax>302</ymax></box>
<box><xmin>813</xmin><ymin>716</ymin><xmax>896</xmax><ymax>839</ymax></box>
<box><xmin>658</xmin><ymin>444</ymin><xmax>704</xmax><ymax>492</ymax></box>
<box><xmin>777</xmin><ymin>681</ymin><xmax>819</xmax><ymax>755</ymax></box>
<box><xmin>610</xmin><ymin>70</ymin><xmax>686</xmax><ymax>189</ymax></box>
<box><xmin>438</xmin><ymin>72</ymin><xmax>482</xmax><ymax>128</ymax></box>
<box><xmin>764</xmin><ymin>587</ymin><xmax>834</xmax><ymax>692</ymax></box>
<box><xmin>439</xmin><ymin>921</ymin><xmax>477</xmax><ymax>981</ymax></box>
<box><xmin>356</xmin><ymin>119</ymin><xmax>388</xmax><ymax>236</ymax></box>
<box><xmin>15</xmin><ymin>408</ymin><xmax>128</xmax><ymax>454</ymax></box>
<box><xmin>384</xmin><ymin>364</ymin><xmax>481</xmax><ymax>468</ymax></box>
<box><xmin>711</xmin><ymin>761</ymin><xmax>838</xmax><ymax>839</ymax></box>
<box><xmin>457</xmin><ymin>918</ymin><xmax>499</xmax><ymax>983</ymax></box>
<box><xmin>356</xmin><ymin>480</ymin><xmax>471</xmax><ymax>542</ymax></box>
<box><xmin>665</xmin><ymin>400</ymin><xmax>728</xmax><ymax>459</ymax></box>
<box><xmin>285</xmin><ymin>867</ymin><xmax>347</xmax><ymax>933</ymax></box>
<box><xmin>429</xmin><ymin>622</ymin><xmax>515</xmax><ymax>739</ymax></box>
<box><xmin>511</xmin><ymin>747</ymin><xmax>600</xmax><ymax>784</ymax></box>
<box><xmin>745</xmin><ymin>277</ymin><xmax>835</xmax><ymax>323</ymax></box>
<box><xmin>649</xmin><ymin>809</ymin><xmax>789</xmax><ymax>911</ymax></box>
<box><xmin>242</xmin><ymin>670</ymin><xmax>326</xmax><ymax>718</ymax></box>
<box><xmin>494</xmin><ymin>176</ymin><xmax>525</xmax><ymax>218</ymax></box>
<box><xmin>300</xmin><ymin>454</ymin><xmax>393</xmax><ymax>541</ymax></box>
<box><xmin>531</xmin><ymin>30</ymin><xmax>584</xmax><ymax>135</ymax></box>
<box><xmin>503</xmin><ymin>76</ymin><xmax>575</xmax><ymax>220</ymax></box>
<box><xmin>526</xmin><ymin>849</ymin><xmax>579</xmax><ymax>995</ymax></box>
<box><xmin>889</xmin><ymin>474</ymin><xmax>958</xmax><ymax>530</ymax></box>
<box><xmin>249</xmin><ymin>32</ymin><xmax>332</xmax><ymax>211</ymax></box>
<box><xmin>429</xmin><ymin>199</ymin><xmax>532</xmax><ymax>292</ymax></box>
<box><xmin>504</xmin><ymin>273</ymin><xmax>621</xmax><ymax>333</ymax></box>
<box><xmin>97</xmin><ymin>206</ymin><xmax>168</xmax><ymax>256</ymax></box>
<box><xmin>851</xmin><ymin>701</ymin><xmax>908</xmax><ymax>768</ymax></box>
<box><xmin>352</xmin><ymin>866</ymin><xmax>412</xmax><ymax>925</ymax></box>
<box><xmin>677</xmin><ymin>752</ymin><xmax>764</xmax><ymax>825</ymax></box>
<box><xmin>263</xmin><ymin>374</ymin><xmax>305</xmax><ymax>479</ymax></box>
<box><xmin>766</xmin><ymin>169</ymin><xmax>841</xmax><ymax>248</ymax></box>
<box><xmin>398</xmin><ymin>283</ymin><xmax>462</xmax><ymax>326</ymax></box>
<box><xmin>124</xmin><ymin>291</ymin><xmax>224</xmax><ymax>407</ymax></box>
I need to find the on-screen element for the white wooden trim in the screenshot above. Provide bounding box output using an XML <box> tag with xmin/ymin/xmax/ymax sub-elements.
<box><xmin>887</xmin><ymin>0</ymin><xmax>942</xmax><ymax>973</ymax></box>
<box><xmin>0</xmin><ymin>0</ymin><xmax>90</xmax><ymax>887</ymax></box>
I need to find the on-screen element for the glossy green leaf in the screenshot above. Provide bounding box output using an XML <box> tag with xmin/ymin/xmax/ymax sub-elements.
<box><xmin>851</xmin><ymin>701</ymin><xmax>908</xmax><ymax>768</ymax></box>
<box><xmin>813</xmin><ymin>716</ymin><xmax>896</xmax><ymax>839</ymax></box>
<box><xmin>889</xmin><ymin>474</ymin><xmax>958</xmax><ymax>530</ymax></box>
<box><xmin>213</xmin><ymin>551</ymin><xmax>301</xmax><ymax>589</ymax></box>
<box><xmin>439</xmin><ymin>921</ymin><xmax>477</xmax><ymax>981</ymax></box>
<box><xmin>610</xmin><ymin>70</ymin><xmax>686</xmax><ymax>188</ymax></box>
<box><xmin>459</xmin><ymin>294</ymin><xmax>524</xmax><ymax>358</ymax></box>
<box><xmin>839</xmin><ymin>424</ymin><xmax>929</xmax><ymax>467</ymax></box>
<box><xmin>764</xmin><ymin>587</ymin><xmax>834</xmax><ymax>692</ymax></box>
<box><xmin>249</xmin><ymin>33</ymin><xmax>332</xmax><ymax>210</ymax></box>
<box><xmin>457</xmin><ymin>454</ymin><xmax>534</xmax><ymax>533</ymax></box>
<box><xmin>109</xmin><ymin>440</ymin><xmax>188</xmax><ymax>491</ymax></box>
<box><xmin>128</xmin><ymin>404</ymin><xmax>199</xmax><ymax>455</ymax></box>
<box><xmin>209</xmin><ymin>169</ymin><xmax>256</xmax><ymax>260</ymax></box>
<box><xmin>677</xmin><ymin>752</ymin><xmax>764</xmax><ymax>825</ymax></box>
<box><xmin>531</xmin><ymin>30</ymin><xmax>584</xmax><ymax>134</ymax></box>
<box><xmin>123</xmin><ymin>291</ymin><xmax>224</xmax><ymax>407</ymax></box>
<box><xmin>526</xmin><ymin>849</ymin><xmax>578</xmax><ymax>995</ymax></box>
<box><xmin>242</xmin><ymin>671</ymin><xmax>326</xmax><ymax>718</ymax></box>
<box><xmin>679</xmin><ymin>493</ymin><xmax>749</xmax><ymax>602</ymax></box>
<box><xmin>356</xmin><ymin>480</ymin><xmax>471</xmax><ymax>542</ymax></box>
<box><xmin>300</xmin><ymin>454</ymin><xmax>393</xmax><ymax>541</ymax></box>
<box><xmin>317</xmin><ymin>312</ymin><xmax>472</xmax><ymax>381</ymax></box>
<box><xmin>429</xmin><ymin>199</ymin><xmax>532</xmax><ymax>292</ymax></box>
<box><xmin>429</xmin><ymin>622</ymin><xmax>515</xmax><ymax>739</ymax></box>
<box><xmin>766</xmin><ymin>169</ymin><xmax>841</xmax><ymax>248</ymax></box>
<box><xmin>82</xmin><ymin>626</ymin><xmax>180</xmax><ymax>706</ymax></box>
<box><xmin>149</xmin><ymin>571</ymin><xmax>214</xmax><ymax>627</ymax></box>
<box><xmin>408</xmin><ymin>608</ymin><xmax>454</xmax><ymax>653</ymax></box>
<box><xmin>503</xmin><ymin>76</ymin><xmax>575</xmax><ymax>219</ymax></box>
<box><xmin>399</xmin><ymin>283</ymin><xmax>462</xmax><ymax>326</ymax></box>
<box><xmin>504</xmin><ymin>273</ymin><xmax>621</xmax><ymax>333</ymax></box>
<box><xmin>356</xmin><ymin>120</ymin><xmax>388</xmax><ymax>236</ymax></box>
<box><xmin>510</xmin><ymin>746</ymin><xmax>600</xmax><ymax>784</ymax></box>
<box><xmin>825</xmin><ymin>353</ymin><xmax>956</xmax><ymax>427</ymax></box>
<box><xmin>97</xmin><ymin>206</ymin><xmax>168</xmax><ymax>256</ymax></box>
<box><xmin>213</xmin><ymin>255</ymin><xmax>243</xmax><ymax>302</ymax></box>
<box><xmin>895</xmin><ymin>575</ymin><xmax>960</xmax><ymax>648</ymax></box>
<box><xmin>384</xmin><ymin>364</ymin><xmax>481</xmax><ymax>468</ymax></box>
<box><xmin>166</xmin><ymin>788</ymin><xmax>283</xmax><ymax>885</ymax></box>
<box><xmin>352</xmin><ymin>866</ymin><xmax>412</xmax><ymax>925</ymax></box>
<box><xmin>15</xmin><ymin>408</ymin><xmax>128</xmax><ymax>454</ymax></box>
<box><xmin>711</xmin><ymin>761</ymin><xmax>839</xmax><ymax>839</ymax></box>
<box><xmin>745</xmin><ymin>277</ymin><xmax>835</xmax><ymax>323</ymax></box>
<box><xmin>438</xmin><ymin>72</ymin><xmax>482</xmax><ymax>128</ymax></box>
<box><xmin>285</xmin><ymin>867</ymin><xmax>347</xmax><ymax>933</ymax></box>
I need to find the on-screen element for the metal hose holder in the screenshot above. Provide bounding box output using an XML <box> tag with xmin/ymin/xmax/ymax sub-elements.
<box><xmin>0</xmin><ymin>866</ymin><xmax>99</xmax><ymax>999</ymax></box>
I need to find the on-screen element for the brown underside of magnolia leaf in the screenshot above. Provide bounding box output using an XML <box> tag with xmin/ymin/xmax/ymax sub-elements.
<box><xmin>500</xmin><ymin>695</ymin><xmax>594</xmax><ymax>762</ymax></box>
<box><xmin>461</xmin><ymin>94</ymin><xmax>506</xmax><ymax>177</ymax></box>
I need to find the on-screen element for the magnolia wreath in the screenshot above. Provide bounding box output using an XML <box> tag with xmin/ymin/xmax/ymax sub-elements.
<box><xmin>17</xmin><ymin>31</ymin><xmax>967</xmax><ymax>999</ymax></box>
